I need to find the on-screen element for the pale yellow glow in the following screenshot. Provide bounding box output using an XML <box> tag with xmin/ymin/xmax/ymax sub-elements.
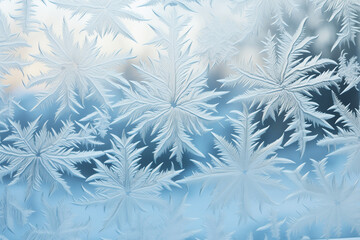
<box><xmin>0</xmin><ymin>0</ymin><xmax>252</xmax><ymax>93</ymax></box>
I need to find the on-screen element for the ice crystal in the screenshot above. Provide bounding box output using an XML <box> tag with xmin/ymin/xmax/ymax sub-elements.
<box><xmin>29</xmin><ymin>20</ymin><xmax>128</xmax><ymax>118</ymax></box>
<box><xmin>229</xmin><ymin>0</ymin><xmax>297</xmax><ymax>33</ymax></box>
<box><xmin>0</xmin><ymin>11</ymin><xmax>27</xmax><ymax>81</ymax></box>
<box><xmin>318</xmin><ymin>93</ymin><xmax>360</xmax><ymax>174</ymax></box>
<box><xmin>76</xmin><ymin>133</ymin><xmax>182</xmax><ymax>228</ymax></box>
<box><xmin>11</xmin><ymin>0</ymin><xmax>43</xmax><ymax>33</ymax></box>
<box><xmin>285</xmin><ymin>158</ymin><xmax>360</xmax><ymax>238</ymax></box>
<box><xmin>114</xmin><ymin>11</ymin><xmax>224</xmax><ymax>165</ymax></box>
<box><xmin>338</xmin><ymin>52</ymin><xmax>360</xmax><ymax>93</ymax></box>
<box><xmin>312</xmin><ymin>0</ymin><xmax>360</xmax><ymax>50</ymax></box>
<box><xmin>0</xmin><ymin>117</ymin><xmax>103</xmax><ymax>197</ymax></box>
<box><xmin>222</xmin><ymin>18</ymin><xmax>339</xmax><ymax>155</ymax></box>
<box><xmin>183</xmin><ymin>107</ymin><xmax>292</xmax><ymax>220</ymax></box>
<box><xmin>49</xmin><ymin>0</ymin><xmax>144</xmax><ymax>40</ymax></box>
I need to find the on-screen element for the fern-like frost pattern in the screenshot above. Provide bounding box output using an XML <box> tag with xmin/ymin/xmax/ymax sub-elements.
<box><xmin>0</xmin><ymin>0</ymin><xmax>360</xmax><ymax>239</ymax></box>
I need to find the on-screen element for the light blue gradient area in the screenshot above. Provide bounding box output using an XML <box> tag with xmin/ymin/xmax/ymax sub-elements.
<box><xmin>0</xmin><ymin>84</ymin><xmax>357</xmax><ymax>239</ymax></box>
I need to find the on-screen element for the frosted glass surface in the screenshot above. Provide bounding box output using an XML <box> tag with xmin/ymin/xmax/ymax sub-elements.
<box><xmin>0</xmin><ymin>0</ymin><xmax>360</xmax><ymax>239</ymax></box>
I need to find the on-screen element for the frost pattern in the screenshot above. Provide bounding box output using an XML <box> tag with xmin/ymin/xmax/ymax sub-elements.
<box><xmin>0</xmin><ymin>11</ymin><xmax>27</xmax><ymax>81</ymax></box>
<box><xmin>285</xmin><ymin>159</ymin><xmax>360</xmax><ymax>238</ymax></box>
<box><xmin>203</xmin><ymin>215</ymin><xmax>234</xmax><ymax>240</ymax></box>
<box><xmin>11</xmin><ymin>0</ymin><xmax>43</xmax><ymax>33</ymax></box>
<box><xmin>141</xmin><ymin>0</ymin><xmax>200</xmax><ymax>11</ymax></box>
<box><xmin>0</xmin><ymin>12</ymin><xmax>27</xmax><ymax>132</ymax></box>
<box><xmin>183</xmin><ymin>108</ymin><xmax>292</xmax><ymax>220</ymax></box>
<box><xmin>230</xmin><ymin>0</ymin><xmax>297</xmax><ymax>33</ymax></box>
<box><xmin>312</xmin><ymin>0</ymin><xmax>360</xmax><ymax>50</ymax></box>
<box><xmin>256</xmin><ymin>213</ymin><xmax>285</xmax><ymax>240</ymax></box>
<box><xmin>0</xmin><ymin>188</ymin><xmax>33</xmax><ymax>233</ymax></box>
<box><xmin>196</xmin><ymin>13</ymin><xmax>241</xmax><ymax>66</ymax></box>
<box><xmin>117</xmin><ymin>196</ymin><xmax>198</xmax><ymax>240</ymax></box>
<box><xmin>49</xmin><ymin>0</ymin><xmax>144</xmax><ymax>40</ymax></box>
<box><xmin>1</xmin><ymin>0</ymin><xmax>360</xmax><ymax>239</ymax></box>
<box><xmin>222</xmin><ymin>18</ymin><xmax>339</xmax><ymax>155</ymax></box>
<box><xmin>114</xmin><ymin>11</ymin><xmax>224</xmax><ymax>165</ymax></box>
<box><xmin>79</xmin><ymin>107</ymin><xmax>112</xmax><ymax>138</ymax></box>
<box><xmin>29</xmin><ymin>20</ymin><xmax>128</xmax><ymax>117</ymax></box>
<box><xmin>26</xmin><ymin>203</ymin><xmax>89</xmax><ymax>240</ymax></box>
<box><xmin>338</xmin><ymin>52</ymin><xmax>360</xmax><ymax>93</ymax></box>
<box><xmin>317</xmin><ymin>93</ymin><xmax>360</xmax><ymax>173</ymax></box>
<box><xmin>76</xmin><ymin>133</ymin><xmax>182</xmax><ymax>228</ymax></box>
<box><xmin>0</xmin><ymin>117</ymin><xmax>103</xmax><ymax>197</ymax></box>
